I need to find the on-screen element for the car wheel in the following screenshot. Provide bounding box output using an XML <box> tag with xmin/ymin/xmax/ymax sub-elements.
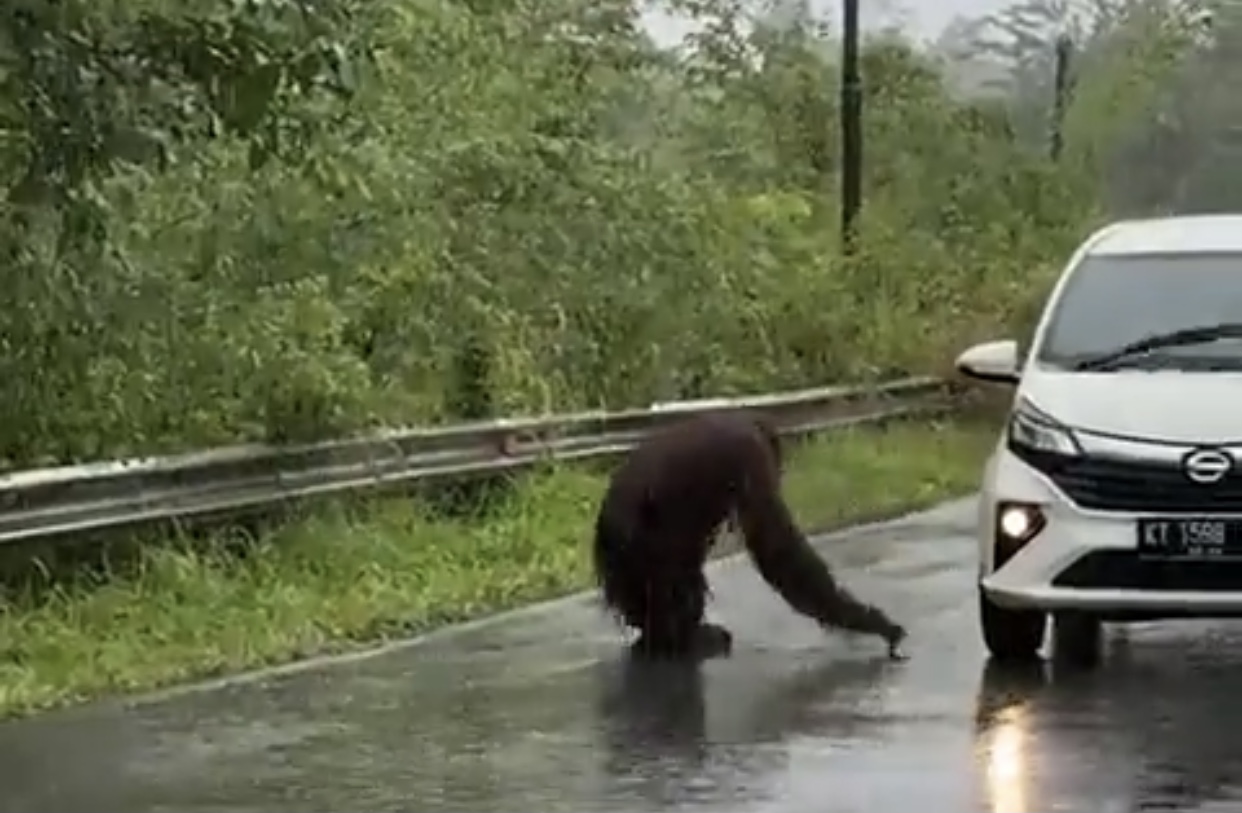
<box><xmin>1052</xmin><ymin>611</ymin><xmax>1102</xmax><ymax>668</ymax></box>
<box><xmin>979</xmin><ymin>588</ymin><xmax>1046</xmax><ymax>662</ymax></box>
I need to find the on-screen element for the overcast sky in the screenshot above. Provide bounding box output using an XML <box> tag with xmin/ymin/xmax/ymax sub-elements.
<box><xmin>895</xmin><ymin>0</ymin><xmax>1013</xmax><ymax>37</ymax></box>
<box><xmin>640</xmin><ymin>0</ymin><xmax>1013</xmax><ymax>48</ymax></box>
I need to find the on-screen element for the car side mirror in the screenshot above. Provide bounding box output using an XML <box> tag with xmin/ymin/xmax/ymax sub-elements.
<box><xmin>955</xmin><ymin>339</ymin><xmax>1020</xmax><ymax>384</ymax></box>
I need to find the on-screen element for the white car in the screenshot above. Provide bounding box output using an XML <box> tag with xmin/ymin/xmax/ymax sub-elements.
<box><xmin>957</xmin><ymin>214</ymin><xmax>1242</xmax><ymax>663</ymax></box>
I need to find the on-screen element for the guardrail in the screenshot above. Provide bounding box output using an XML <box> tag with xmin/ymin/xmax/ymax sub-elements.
<box><xmin>0</xmin><ymin>376</ymin><xmax>959</xmax><ymax>546</ymax></box>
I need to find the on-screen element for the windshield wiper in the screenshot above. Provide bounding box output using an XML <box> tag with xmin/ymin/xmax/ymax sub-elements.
<box><xmin>1073</xmin><ymin>322</ymin><xmax>1242</xmax><ymax>371</ymax></box>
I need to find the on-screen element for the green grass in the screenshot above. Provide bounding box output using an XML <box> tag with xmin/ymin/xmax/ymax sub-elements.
<box><xmin>0</xmin><ymin>417</ymin><xmax>998</xmax><ymax>718</ymax></box>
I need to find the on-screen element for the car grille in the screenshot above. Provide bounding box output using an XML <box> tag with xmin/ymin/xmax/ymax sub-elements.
<box><xmin>1054</xmin><ymin>551</ymin><xmax>1242</xmax><ymax>592</ymax></box>
<box><xmin>1014</xmin><ymin>445</ymin><xmax>1242</xmax><ymax>513</ymax></box>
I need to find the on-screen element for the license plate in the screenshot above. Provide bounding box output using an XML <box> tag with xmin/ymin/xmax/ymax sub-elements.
<box><xmin>1137</xmin><ymin>518</ymin><xmax>1242</xmax><ymax>560</ymax></box>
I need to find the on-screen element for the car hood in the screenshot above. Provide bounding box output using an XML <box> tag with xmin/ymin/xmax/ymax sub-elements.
<box><xmin>1022</xmin><ymin>367</ymin><xmax>1242</xmax><ymax>444</ymax></box>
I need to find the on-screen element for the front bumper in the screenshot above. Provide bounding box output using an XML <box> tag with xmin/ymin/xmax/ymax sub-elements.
<box><xmin>979</xmin><ymin>446</ymin><xmax>1242</xmax><ymax>617</ymax></box>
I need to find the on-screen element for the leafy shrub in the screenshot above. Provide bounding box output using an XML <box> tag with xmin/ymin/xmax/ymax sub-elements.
<box><xmin>0</xmin><ymin>0</ymin><xmax>1186</xmax><ymax>467</ymax></box>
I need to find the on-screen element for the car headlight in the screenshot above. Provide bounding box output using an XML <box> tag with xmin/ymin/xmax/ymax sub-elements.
<box><xmin>1007</xmin><ymin>398</ymin><xmax>1081</xmax><ymax>457</ymax></box>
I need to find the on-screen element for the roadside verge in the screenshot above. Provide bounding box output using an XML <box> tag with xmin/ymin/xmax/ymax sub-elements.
<box><xmin>0</xmin><ymin>416</ymin><xmax>998</xmax><ymax>718</ymax></box>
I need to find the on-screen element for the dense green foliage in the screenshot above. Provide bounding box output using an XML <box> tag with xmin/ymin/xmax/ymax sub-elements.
<box><xmin>0</xmin><ymin>0</ymin><xmax>1210</xmax><ymax>467</ymax></box>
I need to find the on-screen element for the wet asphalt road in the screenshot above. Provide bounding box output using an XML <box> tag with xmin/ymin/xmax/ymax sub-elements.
<box><xmin>5</xmin><ymin>497</ymin><xmax>1242</xmax><ymax>811</ymax></box>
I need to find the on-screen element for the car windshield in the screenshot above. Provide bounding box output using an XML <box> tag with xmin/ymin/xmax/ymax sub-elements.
<box><xmin>1036</xmin><ymin>253</ymin><xmax>1242</xmax><ymax>370</ymax></box>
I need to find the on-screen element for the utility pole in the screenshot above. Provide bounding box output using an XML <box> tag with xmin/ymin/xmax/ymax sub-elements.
<box><xmin>1050</xmin><ymin>34</ymin><xmax>1073</xmax><ymax>161</ymax></box>
<box><xmin>840</xmin><ymin>0</ymin><xmax>862</xmax><ymax>250</ymax></box>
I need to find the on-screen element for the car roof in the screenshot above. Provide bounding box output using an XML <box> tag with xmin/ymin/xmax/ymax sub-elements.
<box><xmin>1086</xmin><ymin>214</ymin><xmax>1242</xmax><ymax>257</ymax></box>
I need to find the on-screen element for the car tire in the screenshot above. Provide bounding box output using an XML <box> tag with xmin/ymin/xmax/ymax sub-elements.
<box><xmin>979</xmin><ymin>588</ymin><xmax>1046</xmax><ymax>662</ymax></box>
<box><xmin>1052</xmin><ymin>611</ymin><xmax>1103</xmax><ymax>668</ymax></box>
